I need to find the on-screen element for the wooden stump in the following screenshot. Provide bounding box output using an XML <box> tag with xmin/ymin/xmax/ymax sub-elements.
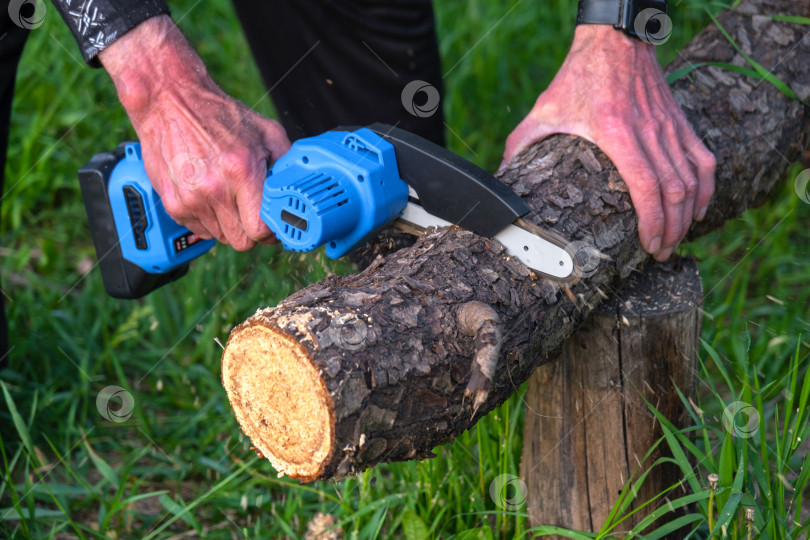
<box><xmin>520</xmin><ymin>259</ymin><xmax>702</xmax><ymax>536</ymax></box>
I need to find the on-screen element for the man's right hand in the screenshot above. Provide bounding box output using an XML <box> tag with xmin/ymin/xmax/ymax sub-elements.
<box><xmin>99</xmin><ymin>15</ymin><xmax>291</xmax><ymax>251</ymax></box>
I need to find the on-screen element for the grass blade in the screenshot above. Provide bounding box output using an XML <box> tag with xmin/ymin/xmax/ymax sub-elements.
<box><xmin>1</xmin><ymin>382</ymin><xmax>34</xmax><ymax>456</ymax></box>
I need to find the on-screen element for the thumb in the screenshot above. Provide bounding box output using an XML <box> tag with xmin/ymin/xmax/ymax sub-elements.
<box><xmin>503</xmin><ymin>86</ymin><xmax>593</xmax><ymax>165</ymax></box>
<box><xmin>503</xmin><ymin>115</ymin><xmax>560</xmax><ymax>164</ymax></box>
<box><xmin>259</xmin><ymin>117</ymin><xmax>291</xmax><ymax>162</ymax></box>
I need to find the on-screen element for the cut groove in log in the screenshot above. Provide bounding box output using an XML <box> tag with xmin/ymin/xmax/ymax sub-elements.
<box><xmin>221</xmin><ymin>0</ymin><xmax>810</xmax><ymax>482</ymax></box>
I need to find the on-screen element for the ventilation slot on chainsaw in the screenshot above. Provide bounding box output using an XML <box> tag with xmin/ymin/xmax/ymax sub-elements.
<box><xmin>123</xmin><ymin>185</ymin><xmax>148</xmax><ymax>250</ymax></box>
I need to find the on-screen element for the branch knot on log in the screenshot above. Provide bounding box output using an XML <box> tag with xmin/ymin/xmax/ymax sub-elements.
<box><xmin>458</xmin><ymin>301</ymin><xmax>503</xmax><ymax>415</ymax></box>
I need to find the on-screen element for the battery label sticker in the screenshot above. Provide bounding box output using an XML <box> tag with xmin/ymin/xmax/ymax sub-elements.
<box><xmin>174</xmin><ymin>231</ymin><xmax>203</xmax><ymax>253</ymax></box>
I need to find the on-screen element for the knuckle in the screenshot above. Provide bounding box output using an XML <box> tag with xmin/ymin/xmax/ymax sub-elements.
<box><xmin>661</xmin><ymin>179</ymin><xmax>687</xmax><ymax>204</ymax></box>
<box><xmin>200</xmin><ymin>182</ymin><xmax>226</xmax><ymax>202</ymax></box>
<box><xmin>668</xmin><ymin>225</ymin><xmax>684</xmax><ymax>244</ymax></box>
<box><xmin>683</xmin><ymin>176</ymin><xmax>698</xmax><ymax>197</ymax></box>
<box><xmin>636</xmin><ymin>121</ymin><xmax>661</xmax><ymax>142</ymax></box>
<box><xmin>160</xmin><ymin>196</ymin><xmax>184</xmax><ymax>220</ymax></box>
<box><xmin>243</xmin><ymin>221</ymin><xmax>269</xmax><ymax>243</ymax></box>
<box><xmin>220</xmin><ymin>149</ymin><xmax>255</xmax><ymax>181</ymax></box>
<box><xmin>663</xmin><ymin>218</ymin><xmax>684</xmax><ymax>242</ymax></box>
<box><xmin>703</xmin><ymin>151</ymin><xmax>718</xmax><ymax>171</ymax></box>
<box><xmin>231</xmin><ymin>236</ymin><xmax>255</xmax><ymax>252</ymax></box>
<box><xmin>505</xmin><ymin>130</ymin><xmax>517</xmax><ymax>147</ymax></box>
<box><xmin>266</xmin><ymin>118</ymin><xmax>286</xmax><ymax>135</ymax></box>
<box><xmin>262</xmin><ymin>117</ymin><xmax>287</xmax><ymax>140</ymax></box>
<box><xmin>630</xmin><ymin>173</ymin><xmax>660</xmax><ymax>194</ymax></box>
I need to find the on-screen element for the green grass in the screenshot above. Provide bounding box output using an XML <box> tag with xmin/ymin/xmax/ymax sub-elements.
<box><xmin>1</xmin><ymin>0</ymin><xmax>809</xmax><ymax>538</ymax></box>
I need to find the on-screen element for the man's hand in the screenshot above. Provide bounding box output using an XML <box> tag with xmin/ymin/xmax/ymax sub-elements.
<box><xmin>99</xmin><ymin>15</ymin><xmax>291</xmax><ymax>251</ymax></box>
<box><xmin>503</xmin><ymin>26</ymin><xmax>715</xmax><ymax>261</ymax></box>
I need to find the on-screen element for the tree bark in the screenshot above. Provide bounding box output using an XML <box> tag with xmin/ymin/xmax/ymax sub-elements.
<box><xmin>521</xmin><ymin>259</ymin><xmax>702</xmax><ymax>536</ymax></box>
<box><xmin>220</xmin><ymin>0</ymin><xmax>810</xmax><ymax>482</ymax></box>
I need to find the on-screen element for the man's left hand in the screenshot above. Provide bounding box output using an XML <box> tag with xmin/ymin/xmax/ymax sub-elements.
<box><xmin>503</xmin><ymin>26</ymin><xmax>716</xmax><ymax>261</ymax></box>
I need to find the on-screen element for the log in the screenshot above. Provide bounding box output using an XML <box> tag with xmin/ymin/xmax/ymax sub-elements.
<box><xmin>220</xmin><ymin>0</ymin><xmax>810</xmax><ymax>482</ymax></box>
<box><xmin>521</xmin><ymin>259</ymin><xmax>702</xmax><ymax>535</ymax></box>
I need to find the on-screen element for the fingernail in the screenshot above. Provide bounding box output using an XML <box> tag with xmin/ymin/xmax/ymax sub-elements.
<box><xmin>657</xmin><ymin>248</ymin><xmax>673</xmax><ymax>261</ymax></box>
<box><xmin>649</xmin><ymin>236</ymin><xmax>662</xmax><ymax>254</ymax></box>
<box><xmin>696</xmin><ymin>206</ymin><xmax>708</xmax><ymax>221</ymax></box>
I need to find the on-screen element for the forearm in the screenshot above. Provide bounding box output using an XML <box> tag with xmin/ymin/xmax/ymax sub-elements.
<box><xmin>50</xmin><ymin>0</ymin><xmax>170</xmax><ymax>66</ymax></box>
<box><xmin>98</xmin><ymin>15</ymin><xmax>217</xmax><ymax>120</ymax></box>
<box><xmin>567</xmin><ymin>25</ymin><xmax>655</xmax><ymax>68</ymax></box>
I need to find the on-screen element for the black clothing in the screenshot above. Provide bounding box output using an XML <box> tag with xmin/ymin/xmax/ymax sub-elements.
<box><xmin>50</xmin><ymin>0</ymin><xmax>171</xmax><ymax>67</ymax></box>
<box><xmin>0</xmin><ymin>8</ymin><xmax>30</xmax><ymax>365</ymax></box>
<box><xmin>231</xmin><ymin>0</ymin><xmax>444</xmax><ymax>144</ymax></box>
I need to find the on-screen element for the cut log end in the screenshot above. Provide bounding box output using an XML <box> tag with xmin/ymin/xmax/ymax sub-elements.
<box><xmin>221</xmin><ymin>321</ymin><xmax>334</xmax><ymax>481</ymax></box>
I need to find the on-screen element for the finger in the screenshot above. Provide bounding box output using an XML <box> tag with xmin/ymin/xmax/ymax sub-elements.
<box><xmin>237</xmin><ymin>189</ymin><xmax>275</xmax><ymax>246</ymax></box>
<box><xmin>663</xmin><ymin>123</ymin><xmax>698</xmax><ymax>241</ymax></box>
<box><xmin>158</xmin><ymin>186</ymin><xmax>216</xmax><ymax>241</ymax></box>
<box><xmin>230</xmin><ymin>154</ymin><xmax>275</xmax><ymax>246</ymax></box>
<box><xmin>602</xmin><ymin>133</ymin><xmax>666</xmax><ymax>255</ymax></box>
<box><xmin>197</xmin><ymin>156</ymin><xmax>252</xmax><ymax>250</ymax></box>
<box><xmin>643</xmin><ymin>134</ymin><xmax>685</xmax><ymax>260</ymax></box>
<box><xmin>680</xmin><ymin>122</ymin><xmax>716</xmax><ymax>220</ymax></box>
<box><xmin>194</xmin><ymin>208</ymin><xmax>225</xmax><ymax>245</ymax></box>
<box><xmin>252</xmin><ymin>119</ymin><xmax>290</xmax><ymax>244</ymax></box>
<box><xmin>175</xmin><ymin>183</ymin><xmax>226</xmax><ymax>244</ymax></box>
<box><xmin>210</xmin><ymin>193</ymin><xmax>255</xmax><ymax>251</ymax></box>
<box><xmin>259</xmin><ymin>117</ymin><xmax>291</xmax><ymax>161</ymax></box>
<box><xmin>184</xmin><ymin>219</ymin><xmax>214</xmax><ymax>240</ymax></box>
<box><xmin>171</xmin><ymin>214</ymin><xmax>214</xmax><ymax>241</ymax></box>
<box><xmin>213</xmin><ymin>145</ymin><xmax>272</xmax><ymax>248</ymax></box>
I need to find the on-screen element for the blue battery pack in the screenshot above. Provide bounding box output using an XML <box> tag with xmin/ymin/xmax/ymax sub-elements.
<box><xmin>108</xmin><ymin>143</ymin><xmax>215</xmax><ymax>274</ymax></box>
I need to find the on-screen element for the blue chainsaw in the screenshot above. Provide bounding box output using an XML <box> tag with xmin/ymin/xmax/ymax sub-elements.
<box><xmin>79</xmin><ymin>124</ymin><xmax>575</xmax><ymax>299</ymax></box>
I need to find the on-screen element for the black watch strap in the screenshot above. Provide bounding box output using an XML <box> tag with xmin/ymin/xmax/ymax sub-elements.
<box><xmin>576</xmin><ymin>0</ymin><xmax>670</xmax><ymax>43</ymax></box>
<box><xmin>576</xmin><ymin>0</ymin><xmax>622</xmax><ymax>27</ymax></box>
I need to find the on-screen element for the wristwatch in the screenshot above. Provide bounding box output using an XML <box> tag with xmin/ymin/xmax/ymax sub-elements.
<box><xmin>576</xmin><ymin>0</ymin><xmax>670</xmax><ymax>44</ymax></box>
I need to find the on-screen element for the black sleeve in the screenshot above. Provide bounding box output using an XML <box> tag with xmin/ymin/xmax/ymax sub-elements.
<box><xmin>50</xmin><ymin>0</ymin><xmax>171</xmax><ymax>67</ymax></box>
